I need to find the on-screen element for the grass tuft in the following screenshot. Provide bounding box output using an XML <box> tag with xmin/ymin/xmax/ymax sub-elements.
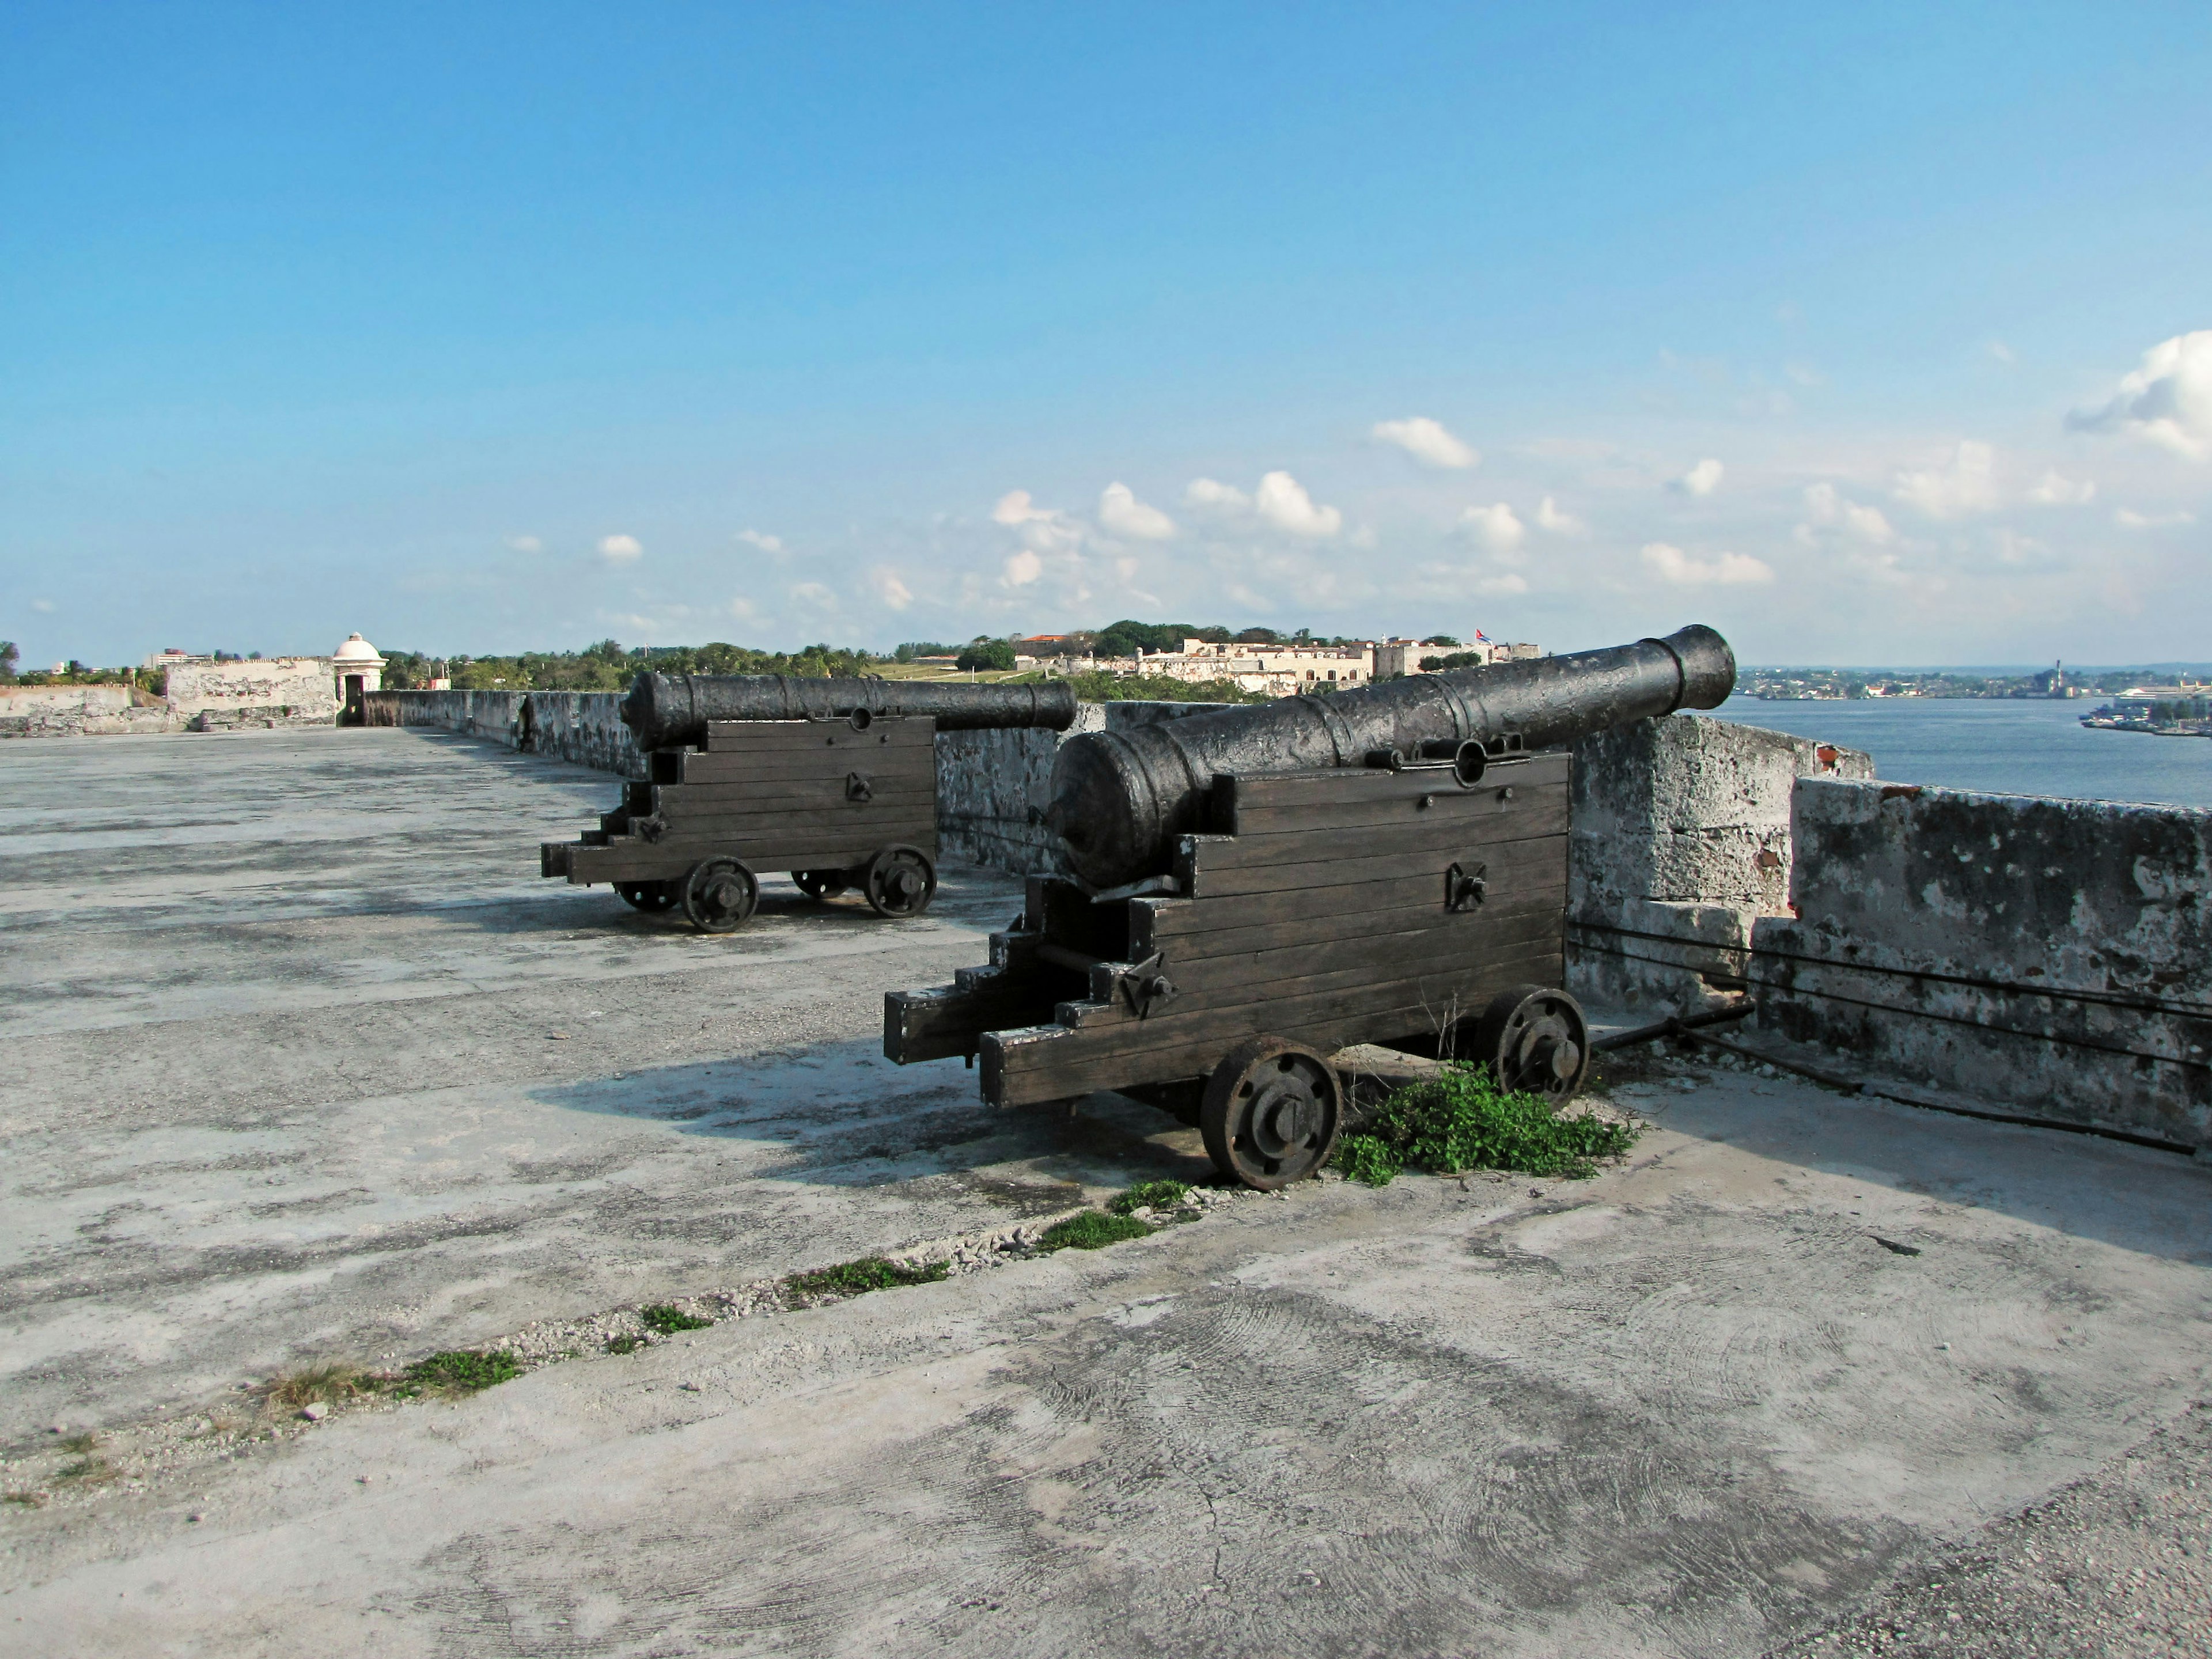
<box><xmin>1335</xmin><ymin>1063</ymin><xmax>1641</xmax><ymax>1187</ymax></box>
<box><xmin>638</xmin><ymin>1304</ymin><xmax>713</xmax><ymax>1335</ymax></box>
<box><xmin>604</xmin><ymin>1334</ymin><xmax>646</xmax><ymax>1355</ymax></box>
<box><xmin>3</xmin><ymin>1491</ymin><xmax>43</xmax><ymax>1508</ymax></box>
<box><xmin>397</xmin><ymin>1349</ymin><xmax>522</xmax><ymax>1395</ymax></box>
<box><xmin>1107</xmin><ymin>1179</ymin><xmax>1192</xmax><ymax>1215</ymax></box>
<box><xmin>56</xmin><ymin>1433</ymin><xmax>100</xmax><ymax>1456</ymax></box>
<box><xmin>785</xmin><ymin>1257</ymin><xmax>950</xmax><ymax>1302</ymax></box>
<box><xmin>267</xmin><ymin>1363</ymin><xmax>378</xmax><ymax>1410</ymax></box>
<box><xmin>1039</xmin><ymin>1211</ymin><xmax>1153</xmax><ymax>1252</ymax></box>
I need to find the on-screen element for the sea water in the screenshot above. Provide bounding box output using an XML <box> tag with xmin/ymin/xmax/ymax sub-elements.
<box><xmin>1705</xmin><ymin>694</ymin><xmax>2212</xmax><ymax>811</ymax></box>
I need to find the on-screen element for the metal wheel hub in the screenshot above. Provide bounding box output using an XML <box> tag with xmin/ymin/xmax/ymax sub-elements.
<box><xmin>863</xmin><ymin>845</ymin><xmax>937</xmax><ymax>919</ymax></box>
<box><xmin>1472</xmin><ymin>986</ymin><xmax>1591</xmax><ymax>1101</ymax></box>
<box><xmin>1200</xmin><ymin>1038</ymin><xmax>1343</xmax><ymax>1191</ymax></box>
<box><xmin>681</xmin><ymin>857</ymin><xmax>759</xmax><ymax>933</ymax></box>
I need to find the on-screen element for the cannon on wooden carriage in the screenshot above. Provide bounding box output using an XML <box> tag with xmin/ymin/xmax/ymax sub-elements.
<box><xmin>883</xmin><ymin>626</ymin><xmax>1736</xmax><ymax>1188</ymax></box>
<box><xmin>539</xmin><ymin>676</ymin><xmax>1077</xmax><ymax>932</ymax></box>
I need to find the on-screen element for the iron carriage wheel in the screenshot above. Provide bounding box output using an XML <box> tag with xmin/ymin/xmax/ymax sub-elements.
<box><xmin>862</xmin><ymin>845</ymin><xmax>937</xmax><ymax>919</ymax></box>
<box><xmin>1199</xmin><ymin>1037</ymin><xmax>1344</xmax><ymax>1191</ymax></box>
<box><xmin>680</xmin><ymin>857</ymin><xmax>760</xmax><ymax>934</ymax></box>
<box><xmin>615</xmin><ymin>880</ymin><xmax>679</xmax><ymax>913</ymax></box>
<box><xmin>1469</xmin><ymin>984</ymin><xmax>1591</xmax><ymax>1103</ymax></box>
<box><xmin>791</xmin><ymin>869</ymin><xmax>850</xmax><ymax>901</ymax></box>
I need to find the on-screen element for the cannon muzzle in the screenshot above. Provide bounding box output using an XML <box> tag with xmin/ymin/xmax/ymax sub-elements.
<box><xmin>622</xmin><ymin>673</ymin><xmax>1080</xmax><ymax>751</ymax></box>
<box><xmin>1046</xmin><ymin>624</ymin><xmax>1735</xmax><ymax>888</ymax></box>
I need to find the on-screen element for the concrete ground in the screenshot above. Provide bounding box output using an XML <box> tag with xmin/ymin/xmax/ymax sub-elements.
<box><xmin>3</xmin><ymin>728</ymin><xmax>2211</xmax><ymax>1657</ymax></box>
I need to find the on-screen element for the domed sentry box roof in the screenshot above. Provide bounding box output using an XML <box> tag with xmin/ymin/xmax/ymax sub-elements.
<box><xmin>333</xmin><ymin>633</ymin><xmax>385</xmax><ymax>664</ymax></box>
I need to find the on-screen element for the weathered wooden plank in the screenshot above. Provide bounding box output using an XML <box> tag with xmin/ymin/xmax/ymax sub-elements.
<box><xmin>641</xmin><ymin>805</ymin><xmax>936</xmax><ymax>839</ymax></box>
<box><xmin>652</xmin><ymin>779</ymin><xmax>934</xmax><ymax>813</ymax></box>
<box><xmin>673</xmin><ymin>750</ymin><xmax>937</xmax><ymax>785</ymax></box>
<box><xmin>1226</xmin><ymin>781</ymin><xmax>1566</xmax><ymax>839</ymax></box>
<box><xmin>981</xmin><ymin>948</ymin><xmax>1562</xmax><ymax>1107</ymax></box>
<box><xmin>1218</xmin><ymin>752</ymin><xmax>1567</xmax><ymax>814</ymax></box>
<box><xmin>540</xmin><ymin>842</ymin><xmax>571</xmax><ymax>878</ymax></box>
<box><xmin>1134</xmin><ymin>854</ymin><xmax>1567</xmax><ymax>947</ymax></box>
<box><xmin>1119</xmin><ymin>887</ymin><xmax>1565</xmax><ymax>979</ymax></box>
<box><xmin>1176</xmin><ymin>805</ymin><xmax>1568</xmax><ymax>887</ymax></box>
<box><xmin>1175</xmin><ymin>832</ymin><xmax>1565</xmax><ymax>902</ymax></box>
<box><xmin>703</xmin><ymin>719</ymin><xmax>935</xmax><ymax>753</ymax></box>
<box><xmin>884</xmin><ymin>955</ymin><xmax>1081</xmax><ymax>1064</ymax></box>
<box><xmin>1067</xmin><ymin>910</ymin><xmax>1564</xmax><ymax>1029</ymax></box>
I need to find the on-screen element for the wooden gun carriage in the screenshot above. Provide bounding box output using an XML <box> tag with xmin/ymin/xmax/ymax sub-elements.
<box><xmin>540</xmin><ymin>712</ymin><xmax>941</xmax><ymax>931</ymax></box>
<box><xmin>882</xmin><ymin>624</ymin><xmax>1737</xmax><ymax>1190</ymax></box>
<box><xmin>539</xmin><ymin>674</ymin><xmax>1078</xmax><ymax>933</ymax></box>
<box><xmin>885</xmin><ymin>744</ymin><xmax>1592</xmax><ymax>1188</ymax></box>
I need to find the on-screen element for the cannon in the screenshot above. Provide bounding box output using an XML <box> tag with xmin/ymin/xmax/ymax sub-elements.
<box><xmin>540</xmin><ymin>675</ymin><xmax>1078</xmax><ymax>932</ymax></box>
<box><xmin>884</xmin><ymin>627</ymin><xmax>1736</xmax><ymax>1187</ymax></box>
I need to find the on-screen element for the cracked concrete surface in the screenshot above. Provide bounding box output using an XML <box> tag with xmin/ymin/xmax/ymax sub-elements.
<box><xmin>4</xmin><ymin>727</ymin><xmax>2212</xmax><ymax>1657</ymax></box>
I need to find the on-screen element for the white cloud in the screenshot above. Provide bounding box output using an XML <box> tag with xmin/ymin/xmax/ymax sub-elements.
<box><xmin>1459</xmin><ymin>502</ymin><xmax>1525</xmax><ymax>555</ymax></box>
<box><xmin>1535</xmin><ymin>495</ymin><xmax>1584</xmax><ymax>535</ymax></box>
<box><xmin>597</xmin><ymin>533</ymin><xmax>643</xmax><ymax>564</ymax></box>
<box><xmin>1893</xmin><ymin>440</ymin><xmax>1998</xmax><ymax>517</ymax></box>
<box><xmin>1252</xmin><ymin>471</ymin><xmax>1342</xmax><ymax>537</ymax></box>
<box><xmin>31</xmin><ymin>598</ymin><xmax>55</xmax><ymax>612</ymax></box>
<box><xmin>867</xmin><ymin>566</ymin><xmax>913</xmax><ymax>610</ymax></box>
<box><xmin>991</xmin><ymin>490</ymin><xmax>1052</xmax><ymax>526</ymax></box>
<box><xmin>1641</xmin><ymin>541</ymin><xmax>1773</xmax><ymax>585</ymax></box>
<box><xmin>1478</xmin><ymin>572</ymin><xmax>1529</xmax><ymax>596</ymax></box>
<box><xmin>2027</xmin><ymin>470</ymin><xmax>2097</xmax><ymax>506</ymax></box>
<box><xmin>1986</xmin><ymin>339</ymin><xmax>2016</xmax><ymax>365</ymax></box>
<box><xmin>2115</xmin><ymin>507</ymin><xmax>2198</xmax><ymax>529</ymax></box>
<box><xmin>1802</xmin><ymin>483</ymin><xmax>1896</xmax><ymax>543</ymax></box>
<box><xmin>2069</xmin><ymin>331</ymin><xmax>2212</xmax><ymax>460</ymax></box>
<box><xmin>787</xmin><ymin>581</ymin><xmax>838</xmax><ymax>609</ymax></box>
<box><xmin>736</xmin><ymin>528</ymin><xmax>786</xmax><ymax>555</ymax></box>
<box><xmin>1002</xmin><ymin>550</ymin><xmax>1043</xmax><ymax>586</ymax></box>
<box><xmin>1783</xmin><ymin>360</ymin><xmax>1824</xmax><ymax>388</ymax></box>
<box><xmin>1373</xmin><ymin>416</ymin><xmax>1479</xmax><ymax>470</ymax></box>
<box><xmin>505</xmin><ymin>535</ymin><xmax>543</xmax><ymax>554</ymax></box>
<box><xmin>1674</xmin><ymin>457</ymin><xmax>1725</xmax><ymax>497</ymax></box>
<box><xmin>729</xmin><ymin>596</ymin><xmax>761</xmax><ymax>622</ymax></box>
<box><xmin>1097</xmin><ymin>482</ymin><xmax>1175</xmax><ymax>540</ymax></box>
<box><xmin>1183</xmin><ymin>477</ymin><xmax>1251</xmax><ymax>514</ymax></box>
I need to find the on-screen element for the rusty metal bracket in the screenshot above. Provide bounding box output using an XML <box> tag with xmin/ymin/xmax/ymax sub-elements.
<box><xmin>1444</xmin><ymin>861</ymin><xmax>1488</xmax><ymax>912</ymax></box>
<box><xmin>1117</xmin><ymin>951</ymin><xmax>1179</xmax><ymax>1018</ymax></box>
<box><xmin>845</xmin><ymin>771</ymin><xmax>873</xmax><ymax>802</ymax></box>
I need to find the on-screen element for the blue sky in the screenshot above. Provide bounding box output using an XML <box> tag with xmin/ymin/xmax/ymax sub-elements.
<box><xmin>4</xmin><ymin>2</ymin><xmax>2209</xmax><ymax>667</ymax></box>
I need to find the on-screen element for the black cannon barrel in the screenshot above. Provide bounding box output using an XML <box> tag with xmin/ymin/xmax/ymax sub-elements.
<box><xmin>1044</xmin><ymin>624</ymin><xmax>1736</xmax><ymax>889</ymax></box>
<box><xmin>620</xmin><ymin>673</ymin><xmax>1079</xmax><ymax>752</ymax></box>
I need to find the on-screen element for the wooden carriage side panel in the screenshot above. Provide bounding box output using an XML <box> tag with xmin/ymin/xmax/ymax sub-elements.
<box><xmin>980</xmin><ymin>760</ymin><xmax>1571</xmax><ymax>1107</ymax></box>
<box><xmin>553</xmin><ymin>715</ymin><xmax>942</xmax><ymax>886</ymax></box>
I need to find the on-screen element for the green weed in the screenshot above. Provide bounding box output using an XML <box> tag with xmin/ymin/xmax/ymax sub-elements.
<box><xmin>267</xmin><ymin>1363</ymin><xmax>378</xmax><ymax>1410</ymax></box>
<box><xmin>1108</xmin><ymin>1179</ymin><xmax>1192</xmax><ymax>1215</ymax></box>
<box><xmin>638</xmin><ymin>1304</ymin><xmax>712</xmax><ymax>1335</ymax></box>
<box><xmin>1039</xmin><ymin>1211</ymin><xmax>1153</xmax><ymax>1251</ymax></box>
<box><xmin>785</xmin><ymin>1257</ymin><xmax>950</xmax><ymax>1301</ymax></box>
<box><xmin>397</xmin><ymin>1349</ymin><xmax>522</xmax><ymax>1395</ymax></box>
<box><xmin>1335</xmin><ymin>1063</ymin><xmax>1640</xmax><ymax>1186</ymax></box>
<box><xmin>604</xmin><ymin>1334</ymin><xmax>646</xmax><ymax>1355</ymax></box>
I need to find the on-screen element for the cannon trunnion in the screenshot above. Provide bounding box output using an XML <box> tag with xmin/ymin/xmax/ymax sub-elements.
<box><xmin>885</xmin><ymin>748</ymin><xmax>1589</xmax><ymax>1188</ymax></box>
<box><xmin>541</xmin><ymin>715</ymin><xmax>941</xmax><ymax>931</ymax></box>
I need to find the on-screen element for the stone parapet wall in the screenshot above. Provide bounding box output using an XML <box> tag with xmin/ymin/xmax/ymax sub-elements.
<box><xmin>164</xmin><ymin>658</ymin><xmax>338</xmax><ymax>723</ymax></box>
<box><xmin>0</xmin><ymin>684</ymin><xmax>185</xmax><ymax>738</ymax></box>
<box><xmin>1753</xmin><ymin>779</ymin><xmax>2212</xmax><ymax>1149</ymax></box>
<box><xmin>359</xmin><ymin>690</ymin><xmax>645</xmax><ymax>778</ymax></box>
<box><xmin>1567</xmin><ymin>714</ymin><xmax>1870</xmax><ymax>1010</ymax></box>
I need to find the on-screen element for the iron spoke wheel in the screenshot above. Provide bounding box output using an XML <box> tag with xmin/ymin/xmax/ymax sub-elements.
<box><xmin>1199</xmin><ymin>1037</ymin><xmax>1343</xmax><ymax>1190</ymax></box>
<box><xmin>792</xmin><ymin>870</ymin><xmax>849</xmax><ymax>901</ymax></box>
<box><xmin>863</xmin><ymin>845</ymin><xmax>937</xmax><ymax>918</ymax></box>
<box><xmin>616</xmin><ymin>880</ymin><xmax>679</xmax><ymax>913</ymax></box>
<box><xmin>681</xmin><ymin>857</ymin><xmax>759</xmax><ymax>933</ymax></box>
<box><xmin>1470</xmin><ymin>984</ymin><xmax>1590</xmax><ymax>1103</ymax></box>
